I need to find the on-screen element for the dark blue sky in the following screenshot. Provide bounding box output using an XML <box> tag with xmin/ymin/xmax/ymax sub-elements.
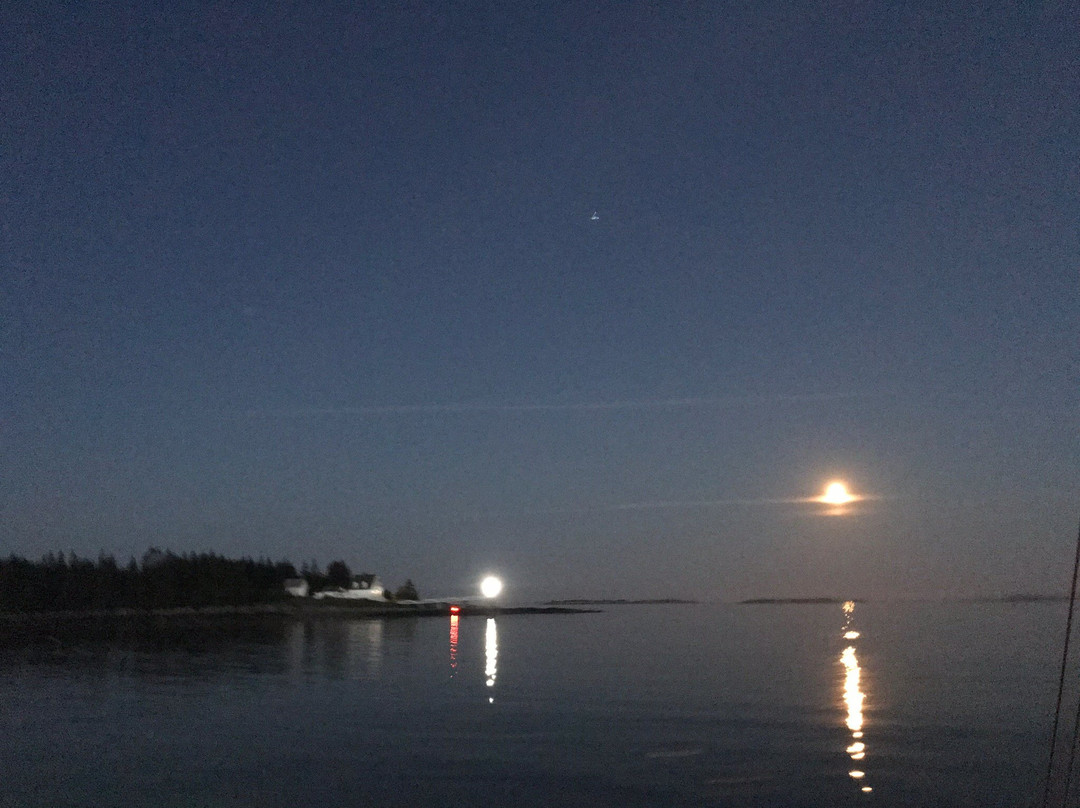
<box><xmin>2</xmin><ymin>1</ymin><xmax>1076</xmax><ymax>600</ymax></box>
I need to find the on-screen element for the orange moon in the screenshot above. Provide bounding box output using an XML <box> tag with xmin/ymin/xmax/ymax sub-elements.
<box><xmin>820</xmin><ymin>481</ymin><xmax>856</xmax><ymax>505</ymax></box>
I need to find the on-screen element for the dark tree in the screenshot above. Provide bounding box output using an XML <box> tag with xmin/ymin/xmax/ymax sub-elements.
<box><xmin>275</xmin><ymin>560</ymin><xmax>298</xmax><ymax>579</ymax></box>
<box><xmin>0</xmin><ymin>549</ymin><xmax>298</xmax><ymax>613</ymax></box>
<box><xmin>395</xmin><ymin>580</ymin><xmax>419</xmax><ymax>601</ymax></box>
<box><xmin>326</xmin><ymin>560</ymin><xmax>352</xmax><ymax>588</ymax></box>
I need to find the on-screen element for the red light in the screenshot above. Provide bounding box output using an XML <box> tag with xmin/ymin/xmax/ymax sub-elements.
<box><xmin>450</xmin><ymin>605</ymin><xmax>460</xmax><ymax>613</ymax></box>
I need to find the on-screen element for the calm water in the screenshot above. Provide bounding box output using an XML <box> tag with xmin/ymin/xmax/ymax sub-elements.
<box><xmin>0</xmin><ymin>602</ymin><xmax>1065</xmax><ymax>807</ymax></box>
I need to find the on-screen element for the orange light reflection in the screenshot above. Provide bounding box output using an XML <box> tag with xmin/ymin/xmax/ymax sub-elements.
<box><xmin>839</xmin><ymin>600</ymin><xmax>873</xmax><ymax>795</ymax></box>
<box><xmin>842</xmin><ymin>646</ymin><xmax>863</xmax><ymax>733</ymax></box>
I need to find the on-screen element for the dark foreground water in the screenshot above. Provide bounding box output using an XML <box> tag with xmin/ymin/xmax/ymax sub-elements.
<box><xmin>0</xmin><ymin>601</ymin><xmax>1066</xmax><ymax>807</ymax></box>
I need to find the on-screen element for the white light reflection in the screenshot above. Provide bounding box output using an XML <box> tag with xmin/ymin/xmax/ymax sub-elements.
<box><xmin>485</xmin><ymin>617</ymin><xmax>498</xmax><ymax>703</ymax></box>
<box><xmin>349</xmin><ymin>620</ymin><xmax>383</xmax><ymax>676</ymax></box>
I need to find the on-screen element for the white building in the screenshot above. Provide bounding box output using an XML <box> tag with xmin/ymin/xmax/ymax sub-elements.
<box><xmin>283</xmin><ymin>578</ymin><xmax>310</xmax><ymax>597</ymax></box>
<box><xmin>313</xmin><ymin>573</ymin><xmax>386</xmax><ymax>600</ymax></box>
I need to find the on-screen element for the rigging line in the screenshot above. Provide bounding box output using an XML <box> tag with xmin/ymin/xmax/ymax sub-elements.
<box><xmin>1065</xmin><ymin>680</ymin><xmax>1080</xmax><ymax>808</ymax></box>
<box><xmin>1062</xmin><ymin>516</ymin><xmax>1080</xmax><ymax>806</ymax></box>
<box><xmin>1041</xmin><ymin>511</ymin><xmax>1080</xmax><ymax>808</ymax></box>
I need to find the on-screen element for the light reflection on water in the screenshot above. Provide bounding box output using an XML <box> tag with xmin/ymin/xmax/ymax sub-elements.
<box><xmin>349</xmin><ymin>619</ymin><xmax>383</xmax><ymax>674</ymax></box>
<box><xmin>448</xmin><ymin>613</ymin><xmax>458</xmax><ymax>676</ymax></box>
<box><xmin>841</xmin><ymin>600</ymin><xmax>872</xmax><ymax>795</ymax></box>
<box><xmin>485</xmin><ymin>617</ymin><xmax>498</xmax><ymax>702</ymax></box>
<box><xmin>447</xmin><ymin>614</ymin><xmax>494</xmax><ymax>698</ymax></box>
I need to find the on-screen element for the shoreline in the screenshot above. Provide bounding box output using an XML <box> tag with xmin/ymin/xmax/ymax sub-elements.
<box><xmin>0</xmin><ymin>600</ymin><xmax>597</xmax><ymax>628</ymax></box>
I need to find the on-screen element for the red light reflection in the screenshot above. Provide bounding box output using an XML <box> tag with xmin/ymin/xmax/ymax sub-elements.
<box><xmin>449</xmin><ymin>614</ymin><xmax>459</xmax><ymax>674</ymax></box>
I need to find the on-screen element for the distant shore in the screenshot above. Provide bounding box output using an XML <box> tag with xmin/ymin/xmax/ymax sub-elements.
<box><xmin>544</xmin><ymin>598</ymin><xmax>699</xmax><ymax>606</ymax></box>
<box><xmin>738</xmin><ymin>594</ymin><xmax>1068</xmax><ymax>605</ymax></box>
<box><xmin>0</xmin><ymin>601</ymin><xmax>598</xmax><ymax>623</ymax></box>
<box><xmin>739</xmin><ymin>597</ymin><xmax>860</xmax><ymax>605</ymax></box>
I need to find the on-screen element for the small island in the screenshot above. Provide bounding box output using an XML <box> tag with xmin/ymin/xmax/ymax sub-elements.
<box><xmin>739</xmin><ymin>597</ymin><xmax>862</xmax><ymax>605</ymax></box>
<box><xmin>966</xmin><ymin>593</ymin><xmax>1068</xmax><ymax>603</ymax></box>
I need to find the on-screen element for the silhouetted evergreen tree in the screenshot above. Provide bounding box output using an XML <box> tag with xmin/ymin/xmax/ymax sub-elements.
<box><xmin>395</xmin><ymin>580</ymin><xmax>419</xmax><ymax>601</ymax></box>
<box><xmin>0</xmin><ymin>549</ymin><xmax>301</xmax><ymax>613</ymax></box>
<box><xmin>326</xmin><ymin>560</ymin><xmax>352</xmax><ymax>588</ymax></box>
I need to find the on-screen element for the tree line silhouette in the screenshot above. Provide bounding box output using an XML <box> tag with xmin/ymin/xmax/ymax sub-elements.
<box><xmin>0</xmin><ymin>549</ymin><xmax>413</xmax><ymax>613</ymax></box>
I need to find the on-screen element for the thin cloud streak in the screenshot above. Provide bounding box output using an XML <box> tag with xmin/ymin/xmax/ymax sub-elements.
<box><xmin>476</xmin><ymin>495</ymin><xmax>891</xmax><ymax>520</ymax></box>
<box><xmin>244</xmin><ymin>392</ymin><xmax>878</xmax><ymax>418</ymax></box>
<box><xmin>521</xmin><ymin>497</ymin><xmax>806</xmax><ymax>515</ymax></box>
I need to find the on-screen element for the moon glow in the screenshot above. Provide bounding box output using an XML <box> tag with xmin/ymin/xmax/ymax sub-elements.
<box><xmin>480</xmin><ymin>576</ymin><xmax>503</xmax><ymax>598</ymax></box>
<box><xmin>820</xmin><ymin>481</ymin><xmax>856</xmax><ymax>506</ymax></box>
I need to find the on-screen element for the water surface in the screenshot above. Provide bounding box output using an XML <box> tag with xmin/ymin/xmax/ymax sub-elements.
<box><xmin>0</xmin><ymin>601</ymin><xmax>1062</xmax><ymax>807</ymax></box>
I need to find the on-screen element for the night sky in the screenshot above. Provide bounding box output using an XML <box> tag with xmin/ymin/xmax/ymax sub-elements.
<box><xmin>3</xmin><ymin>1</ymin><xmax>1076</xmax><ymax>601</ymax></box>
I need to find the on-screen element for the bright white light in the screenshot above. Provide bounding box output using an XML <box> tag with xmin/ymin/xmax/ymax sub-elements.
<box><xmin>480</xmin><ymin>576</ymin><xmax>503</xmax><ymax>599</ymax></box>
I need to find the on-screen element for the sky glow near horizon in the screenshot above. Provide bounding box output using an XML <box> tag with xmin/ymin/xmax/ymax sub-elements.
<box><xmin>1</xmin><ymin>1</ymin><xmax>1076</xmax><ymax>601</ymax></box>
